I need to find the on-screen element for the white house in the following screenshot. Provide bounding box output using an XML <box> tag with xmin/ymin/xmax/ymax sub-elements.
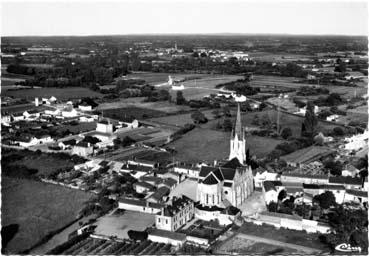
<box><xmin>44</xmin><ymin>108</ymin><xmax>61</xmax><ymax>116</ymax></box>
<box><xmin>78</xmin><ymin>102</ymin><xmax>93</xmax><ymax>112</ymax></box>
<box><xmin>118</xmin><ymin>197</ymin><xmax>164</xmax><ymax>214</ymax></box>
<box><xmin>72</xmin><ymin>141</ymin><xmax>94</xmax><ymax>157</ymax></box>
<box><xmin>79</xmin><ymin>115</ymin><xmax>95</xmax><ymax>122</ymax></box>
<box><xmin>172</xmin><ymin>162</ymin><xmax>200</xmax><ymax>179</ymax></box>
<box><xmin>343</xmin><ymin>129</ymin><xmax>369</xmax><ymax>151</ymax></box>
<box><xmin>96</xmin><ymin>119</ymin><xmax>114</xmax><ymax>134</ymax></box>
<box><xmin>1</xmin><ymin>113</ymin><xmax>11</xmax><ymax>124</ymax></box>
<box><xmin>262</xmin><ymin>181</ymin><xmax>279</xmax><ymax>204</ymax></box>
<box><xmin>254</xmin><ymin>169</ymin><xmax>279</xmax><ymax>188</ymax></box>
<box><xmin>12</xmin><ymin>113</ymin><xmax>25</xmax><ymax>122</ymax></box>
<box><xmin>155</xmin><ymin>196</ymin><xmax>194</xmax><ymax>231</ymax></box>
<box><xmin>326</xmin><ymin>114</ymin><xmax>339</xmax><ymax>122</ymax></box>
<box><xmin>148</xmin><ymin>229</ymin><xmax>186</xmax><ymax>247</ymax></box>
<box><xmin>62</xmin><ymin>107</ymin><xmax>79</xmax><ymax>118</ymax></box>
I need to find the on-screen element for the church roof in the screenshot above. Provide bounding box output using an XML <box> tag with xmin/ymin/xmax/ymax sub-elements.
<box><xmin>202</xmin><ymin>173</ymin><xmax>219</xmax><ymax>185</ymax></box>
<box><xmin>222</xmin><ymin>157</ymin><xmax>243</xmax><ymax>169</ymax></box>
<box><xmin>199</xmin><ymin>166</ymin><xmax>237</xmax><ymax>181</ymax></box>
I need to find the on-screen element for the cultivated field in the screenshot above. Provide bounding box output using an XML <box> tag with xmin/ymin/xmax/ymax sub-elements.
<box><xmin>101</xmin><ymin>106</ymin><xmax>166</xmax><ymax>120</ymax></box>
<box><xmin>149</xmin><ymin>109</ymin><xmax>216</xmax><ymax>127</ymax></box>
<box><xmin>97</xmin><ymin>98</ymin><xmax>192</xmax><ymax>113</ymax></box>
<box><xmin>1</xmin><ymin>177</ymin><xmax>93</xmax><ymax>253</ymax></box>
<box><xmin>124</xmin><ymin>72</ymin><xmax>209</xmax><ymax>85</ymax></box>
<box><xmin>216</xmin><ymin>235</ymin><xmax>299</xmax><ymax>254</ymax></box>
<box><xmin>250</xmin><ymin>75</ymin><xmax>367</xmax><ymax>99</ymax></box>
<box><xmin>3</xmin><ymin>87</ymin><xmax>103</xmax><ymax>100</ymax></box>
<box><xmin>53</xmin><ymin>236</ymin><xmax>173</xmax><ymax>255</ymax></box>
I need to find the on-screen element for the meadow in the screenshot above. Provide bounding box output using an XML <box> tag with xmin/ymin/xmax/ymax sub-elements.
<box><xmin>1</xmin><ymin>177</ymin><xmax>93</xmax><ymax>253</ymax></box>
<box><xmin>3</xmin><ymin>87</ymin><xmax>103</xmax><ymax>100</ymax></box>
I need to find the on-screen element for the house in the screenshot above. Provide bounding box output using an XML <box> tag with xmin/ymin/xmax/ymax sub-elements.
<box><xmin>79</xmin><ymin>115</ymin><xmax>95</xmax><ymax>122</ymax></box>
<box><xmin>343</xmin><ymin>129</ymin><xmax>369</xmax><ymax>151</ymax></box>
<box><xmin>118</xmin><ymin>196</ymin><xmax>164</xmax><ymax>214</ymax></box>
<box><xmin>134</xmin><ymin>181</ymin><xmax>155</xmax><ymax>194</ymax></box>
<box><xmin>84</xmin><ymin>131</ymin><xmax>116</xmax><ymax>143</ymax></box>
<box><xmin>254</xmin><ymin>168</ymin><xmax>279</xmax><ymax>188</ymax></box>
<box><xmin>281</xmin><ymin>173</ymin><xmax>329</xmax><ymax>185</ymax></box>
<box><xmin>341</xmin><ymin>164</ymin><xmax>359</xmax><ymax>177</ymax></box>
<box><xmin>13</xmin><ymin>134</ymin><xmax>54</xmax><ymax>147</ymax></box>
<box><xmin>23</xmin><ymin>110</ymin><xmax>41</xmax><ymax>120</ymax></box>
<box><xmin>62</xmin><ymin>107</ymin><xmax>79</xmax><ymax>118</ymax></box>
<box><xmin>72</xmin><ymin>141</ymin><xmax>94</xmax><ymax>157</ymax></box>
<box><xmin>128</xmin><ymin>159</ymin><xmax>157</xmax><ymax>168</ymax></box>
<box><xmin>326</xmin><ymin>114</ymin><xmax>339</xmax><ymax>122</ymax></box>
<box><xmin>303</xmin><ymin>184</ymin><xmax>346</xmax><ymax>204</ymax></box>
<box><xmin>78</xmin><ymin>102</ymin><xmax>93</xmax><ymax>111</ymax></box>
<box><xmin>159</xmin><ymin>178</ymin><xmax>178</xmax><ymax>190</ymax></box>
<box><xmin>140</xmin><ymin>176</ymin><xmax>163</xmax><ymax>187</ymax></box>
<box><xmin>148</xmin><ymin>229</ymin><xmax>186</xmax><ymax>247</ymax></box>
<box><xmin>44</xmin><ymin>108</ymin><xmax>61</xmax><ymax>116</ymax></box>
<box><xmin>328</xmin><ymin>176</ymin><xmax>362</xmax><ymax>190</ymax></box>
<box><xmin>172</xmin><ymin>162</ymin><xmax>201</xmax><ymax>178</ymax></box>
<box><xmin>343</xmin><ymin>189</ymin><xmax>368</xmax><ymax>207</ymax></box>
<box><xmin>58</xmin><ymin>139</ymin><xmax>77</xmax><ymax>150</ymax></box>
<box><xmin>11</xmin><ymin>112</ymin><xmax>25</xmax><ymax>122</ymax></box>
<box><xmin>147</xmin><ymin>186</ymin><xmax>170</xmax><ymax>203</ymax></box>
<box><xmin>155</xmin><ymin>196</ymin><xmax>194</xmax><ymax>231</ymax></box>
<box><xmin>120</xmin><ymin>164</ymin><xmax>153</xmax><ymax>179</ymax></box>
<box><xmin>119</xmin><ymin>116</ymin><xmax>139</xmax><ymax>129</ymax></box>
<box><xmin>1</xmin><ymin>112</ymin><xmax>11</xmax><ymax>124</ymax></box>
<box><xmin>280</xmin><ymin>146</ymin><xmax>335</xmax><ymax>167</ymax></box>
<box><xmin>96</xmin><ymin>119</ymin><xmax>113</xmax><ymax>134</ymax></box>
<box><xmin>262</xmin><ymin>181</ymin><xmax>279</xmax><ymax>204</ymax></box>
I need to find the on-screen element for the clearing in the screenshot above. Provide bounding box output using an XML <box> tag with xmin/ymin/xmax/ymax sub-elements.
<box><xmin>1</xmin><ymin>177</ymin><xmax>93</xmax><ymax>254</ymax></box>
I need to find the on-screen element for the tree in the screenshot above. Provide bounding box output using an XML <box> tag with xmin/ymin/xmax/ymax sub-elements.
<box><xmin>280</xmin><ymin>127</ymin><xmax>293</xmax><ymax>139</ymax></box>
<box><xmin>212</xmin><ymin>109</ymin><xmax>221</xmax><ymax>118</ymax></box>
<box><xmin>127</xmin><ymin>230</ymin><xmax>148</xmax><ymax>241</ymax></box>
<box><xmin>251</xmin><ymin>114</ymin><xmax>259</xmax><ymax>126</ymax></box>
<box><xmin>302</xmin><ymin>101</ymin><xmax>318</xmax><ymax>139</ymax></box>
<box><xmin>313</xmin><ymin>191</ymin><xmax>336</xmax><ymax>209</ymax></box>
<box><xmin>278</xmin><ymin>190</ymin><xmax>287</xmax><ymax>201</ymax></box>
<box><xmin>295</xmin><ymin>203</ymin><xmax>311</xmax><ymax>219</ymax></box>
<box><xmin>176</xmin><ymin>91</ymin><xmax>186</xmax><ymax>105</ymax></box>
<box><xmin>267</xmin><ymin>202</ymin><xmax>278</xmax><ymax>212</ymax></box>
<box><xmin>332</xmin><ymin>127</ymin><xmax>345</xmax><ymax>136</ymax></box>
<box><xmin>191</xmin><ymin>110</ymin><xmax>208</xmax><ymax>124</ymax></box>
<box><xmin>121</xmin><ymin>136</ymin><xmax>136</xmax><ymax>147</ymax></box>
<box><xmin>222</xmin><ymin>118</ymin><xmax>233</xmax><ymax>132</ymax></box>
<box><xmin>324</xmin><ymin>160</ymin><xmax>343</xmax><ymax>176</ymax></box>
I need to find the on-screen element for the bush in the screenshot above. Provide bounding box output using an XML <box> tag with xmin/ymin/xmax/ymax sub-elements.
<box><xmin>280</xmin><ymin>127</ymin><xmax>292</xmax><ymax>139</ymax></box>
<box><xmin>332</xmin><ymin>127</ymin><xmax>345</xmax><ymax>136</ymax></box>
<box><xmin>128</xmin><ymin>230</ymin><xmax>148</xmax><ymax>241</ymax></box>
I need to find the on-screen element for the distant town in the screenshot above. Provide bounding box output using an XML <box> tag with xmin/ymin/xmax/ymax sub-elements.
<box><xmin>1</xmin><ymin>34</ymin><xmax>368</xmax><ymax>255</ymax></box>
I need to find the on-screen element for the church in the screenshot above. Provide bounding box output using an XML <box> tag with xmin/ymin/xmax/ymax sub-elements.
<box><xmin>195</xmin><ymin>103</ymin><xmax>254</xmax><ymax>222</ymax></box>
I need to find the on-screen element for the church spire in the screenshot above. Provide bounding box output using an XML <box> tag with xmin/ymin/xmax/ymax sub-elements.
<box><xmin>234</xmin><ymin>103</ymin><xmax>242</xmax><ymax>139</ymax></box>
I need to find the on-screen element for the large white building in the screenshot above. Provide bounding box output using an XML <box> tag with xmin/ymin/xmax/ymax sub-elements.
<box><xmin>195</xmin><ymin>103</ymin><xmax>254</xmax><ymax>224</ymax></box>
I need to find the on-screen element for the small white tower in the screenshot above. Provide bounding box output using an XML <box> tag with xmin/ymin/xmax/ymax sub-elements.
<box><xmin>35</xmin><ymin>97</ymin><xmax>39</xmax><ymax>107</ymax></box>
<box><xmin>168</xmin><ymin>75</ymin><xmax>174</xmax><ymax>86</ymax></box>
<box><xmin>229</xmin><ymin>103</ymin><xmax>246</xmax><ymax>163</ymax></box>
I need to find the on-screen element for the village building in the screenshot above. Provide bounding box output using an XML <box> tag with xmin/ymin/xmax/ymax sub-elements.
<box><xmin>72</xmin><ymin>141</ymin><xmax>94</xmax><ymax>157</ymax></box>
<box><xmin>78</xmin><ymin>102</ymin><xmax>93</xmax><ymax>111</ymax></box>
<box><xmin>118</xmin><ymin>197</ymin><xmax>164</xmax><ymax>214</ymax></box>
<box><xmin>280</xmin><ymin>146</ymin><xmax>335</xmax><ymax>168</ymax></box>
<box><xmin>148</xmin><ymin>229</ymin><xmax>186</xmax><ymax>247</ymax></box>
<box><xmin>155</xmin><ymin>196</ymin><xmax>194</xmax><ymax>231</ymax></box>
<box><xmin>96</xmin><ymin>119</ymin><xmax>114</xmax><ymax>134</ymax></box>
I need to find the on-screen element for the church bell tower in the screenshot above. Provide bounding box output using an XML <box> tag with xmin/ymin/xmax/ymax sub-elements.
<box><xmin>229</xmin><ymin>103</ymin><xmax>246</xmax><ymax>163</ymax></box>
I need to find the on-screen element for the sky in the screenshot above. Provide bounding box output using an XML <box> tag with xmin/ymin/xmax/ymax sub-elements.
<box><xmin>1</xmin><ymin>0</ymin><xmax>368</xmax><ymax>36</ymax></box>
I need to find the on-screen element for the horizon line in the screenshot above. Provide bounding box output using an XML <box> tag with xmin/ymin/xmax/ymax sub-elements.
<box><xmin>2</xmin><ymin>32</ymin><xmax>367</xmax><ymax>38</ymax></box>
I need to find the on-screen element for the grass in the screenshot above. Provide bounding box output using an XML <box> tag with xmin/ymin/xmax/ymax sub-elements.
<box><xmin>9</xmin><ymin>151</ymin><xmax>78</xmax><ymax>177</ymax></box>
<box><xmin>251</xmin><ymin>75</ymin><xmax>367</xmax><ymax>99</ymax></box>
<box><xmin>1</xmin><ymin>177</ymin><xmax>93</xmax><ymax>253</ymax></box>
<box><xmin>237</xmin><ymin>221</ymin><xmax>329</xmax><ymax>251</ymax></box>
<box><xmin>149</xmin><ymin>109</ymin><xmax>216</xmax><ymax>127</ymax></box>
<box><xmin>168</xmin><ymin>127</ymin><xmax>283</xmax><ymax>162</ymax></box>
<box><xmin>216</xmin><ymin>235</ymin><xmax>299</xmax><ymax>254</ymax></box>
<box><xmin>3</xmin><ymin>87</ymin><xmax>103</xmax><ymax>100</ymax></box>
<box><xmin>102</xmin><ymin>106</ymin><xmax>167</xmax><ymax>120</ymax></box>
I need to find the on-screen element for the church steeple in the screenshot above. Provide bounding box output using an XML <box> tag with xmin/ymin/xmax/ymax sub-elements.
<box><xmin>229</xmin><ymin>103</ymin><xmax>246</xmax><ymax>164</ymax></box>
<box><xmin>234</xmin><ymin>103</ymin><xmax>243</xmax><ymax>139</ymax></box>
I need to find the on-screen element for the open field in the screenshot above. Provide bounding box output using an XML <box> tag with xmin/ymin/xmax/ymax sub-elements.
<box><xmin>168</xmin><ymin>75</ymin><xmax>243</xmax><ymax>100</ymax></box>
<box><xmin>102</xmin><ymin>106</ymin><xmax>167</xmax><ymax>120</ymax></box>
<box><xmin>168</xmin><ymin>127</ymin><xmax>283</xmax><ymax>162</ymax></box>
<box><xmin>1</xmin><ymin>177</ymin><xmax>93</xmax><ymax>253</ymax></box>
<box><xmin>97</xmin><ymin>97</ymin><xmax>192</xmax><ymax>113</ymax></box>
<box><xmin>249</xmin><ymin>52</ymin><xmax>315</xmax><ymax>62</ymax></box>
<box><xmin>1</xmin><ymin>104</ymin><xmax>53</xmax><ymax>114</ymax></box>
<box><xmin>149</xmin><ymin>109</ymin><xmax>216</xmax><ymax>127</ymax></box>
<box><xmin>3</xmin><ymin>87</ymin><xmax>103</xmax><ymax>100</ymax></box>
<box><xmin>8</xmin><ymin>151</ymin><xmax>79</xmax><ymax>177</ymax></box>
<box><xmin>94</xmin><ymin>210</ymin><xmax>155</xmax><ymax>240</ymax></box>
<box><xmin>124</xmin><ymin>72</ymin><xmax>210</xmax><ymax>85</ymax></box>
<box><xmin>250</xmin><ymin>75</ymin><xmax>367</xmax><ymax>99</ymax></box>
<box><xmin>216</xmin><ymin>235</ymin><xmax>299</xmax><ymax>254</ymax></box>
<box><xmin>237</xmin><ymin>222</ymin><xmax>329</xmax><ymax>251</ymax></box>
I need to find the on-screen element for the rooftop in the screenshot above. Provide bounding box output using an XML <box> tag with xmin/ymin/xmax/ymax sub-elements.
<box><xmin>329</xmin><ymin>176</ymin><xmax>362</xmax><ymax>185</ymax></box>
<box><xmin>159</xmin><ymin>195</ymin><xmax>193</xmax><ymax>217</ymax></box>
<box><xmin>149</xmin><ymin>229</ymin><xmax>186</xmax><ymax>241</ymax></box>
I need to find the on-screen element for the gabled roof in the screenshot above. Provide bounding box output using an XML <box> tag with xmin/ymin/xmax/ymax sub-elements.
<box><xmin>202</xmin><ymin>173</ymin><xmax>219</xmax><ymax>185</ymax></box>
<box><xmin>346</xmin><ymin>189</ymin><xmax>368</xmax><ymax>198</ymax></box>
<box><xmin>61</xmin><ymin>139</ymin><xmax>77</xmax><ymax>146</ymax></box>
<box><xmin>329</xmin><ymin>176</ymin><xmax>362</xmax><ymax>185</ymax></box>
<box><xmin>199</xmin><ymin>166</ymin><xmax>236</xmax><ymax>181</ymax></box>
<box><xmin>222</xmin><ymin>157</ymin><xmax>243</xmax><ymax>169</ymax></box>
<box><xmin>149</xmin><ymin>229</ymin><xmax>186</xmax><ymax>241</ymax></box>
